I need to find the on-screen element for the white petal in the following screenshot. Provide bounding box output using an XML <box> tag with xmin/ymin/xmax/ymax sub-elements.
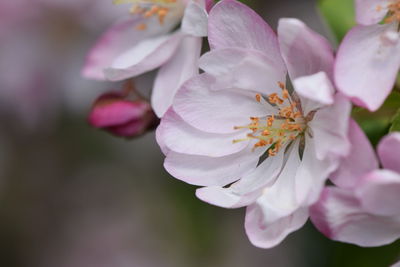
<box><xmin>164</xmin><ymin>146</ymin><xmax>261</xmax><ymax>187</ymax></box>
<box><xmin>173</xmin><ymin>74</ymin><xmax>271</xmax><ymax>134</ymax></box>
<box><xmin>293</xmin><ymin>71</ymin><xmax>335</xmax><ymax>115</ymax></box>
<box><xmin>199</xmin><ymin>48</ymin><xmax>287</xmax><ymax>97</ymax></box>
<box><xmin>181</xmin><ymin>1</ymin><xmax>208</xmax><ymax>37</ymax></box>
<box><xmin>105</xmin><ymin>32</ymin><xmax>183</xmax><ymax>81</ymax></box>
<box><xmin>158</xmin><ymin>109</ymin><xmax>249</xmax><ymax>157</ymax></box>
<box><xmin>245</xmin><ymin>205</ymin><xmax>308</xmax><ymax>249</ymax></box>
<box><xmin>151</xmin><ymin>36</ymin><xmax>202</xmax><ymax>117</ymax></box>
<box><xmin>308</xmin><ymin>94</ymin><xmax>351</xmax><ymax>161</ymax></box>
<box><xmin>278</xmin><ymin>18</ymin><xmax>334</xmax><ymax>80</ymax></box>
<box><xmin>196</xmin><ymin>149</ymin><xmax>285</xmax><ymax>208</ymax></box>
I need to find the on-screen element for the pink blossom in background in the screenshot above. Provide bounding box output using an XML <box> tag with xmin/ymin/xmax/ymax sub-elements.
<box><xmin>310</xmin><ymin>122</ymin><xmax>400</xmax><ymax>247</ymax></box>
<box><xmin>334</xmin><ymin>0</ymin><xmax>400</xmax><ymax>111</ymax></box>
<box><xmin>0</xmin><ymin>0</ymin><xmax>127</xmax><ymax>130</ymax></box>
<box><xmin>157</xmin><ymin>0</ymin><xmax>351</xmax><ymax>249</ymax></box>
<box><xmin>83</xmin><ymin>0</ymin><xmax>212</xmax><ymax>117</ymax></box>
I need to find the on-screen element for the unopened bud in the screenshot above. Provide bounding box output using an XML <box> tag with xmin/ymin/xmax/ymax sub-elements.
<box><xmin>88</xmin><ymin>91</ymin><xmax>159</xmax><ymax>138</ymax></box>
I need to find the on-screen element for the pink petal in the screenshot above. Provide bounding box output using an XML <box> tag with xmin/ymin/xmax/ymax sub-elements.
<box><xmin>308</xmin><ymin>93</ymin><xmax>351</xmax><ymax>161</ymax></box>
<box><xmin>330</xmin><ymin>119</ymin><xmax>379</xmax><ymax>188</ymax></box>
<box><xmin>278</xmin><ymin>18</ymin><xmax>334</xmax><ymax>80</ymax></box>
<box><xmin>208</xmin><ymin>0</ymin><xmax>283</xmax><ymax>67</ymax></box>
<box><xmin>151</xmin><ymin>36</ymin><xmax>202</xmax><ymax>117</ymax></box>
<box><xmin>356</xmin><ymin>170</ymin><xmax>400</xmax><ymax>216</ymax></box>
<box><xmin>105</xmin><ymin>31</ymin><xmax>184</xmax><ymax>81</ymax></box>
<box><xmin>355</xmin><ymin>0</ymin><xmax>390</xmax><ymax>25</ymax></box>
<box><xmin>173</xmin><ymin>74</ymin><xmax>270</xmax><ymax>134</ymax></box>
<box><xmin>195</xmin><ymin>150</ymin><xmax>285</xmax><ymax>208</ymax></box>
<box><xmin>199</xmin><ymin>48</ymin><xmax>287</xmax><ymax>96</ymax></box>
<box><xmin>158</xmin><ymin>109</ymin><xmax>249</xmax><ymax>157</ymax></box>
<box><xmin>293</xmin><ymin>71</ymin><xmax>335</xmax><ymax>115</ymax></box>
<box><xmin>245</xmin><ymin>205</ymin><xmax>308</xmax><ymax>249</ymax></box>
<box><xmin>164</xmin><ymin>146</ymin><xmax>260</xmax><ymax>187</ymax></box>
<box><xmin>181</xmin><ymin>1</ymin><xmax>208</xmax><ymax>37</ymax></box>
<box><xmin>335</xmin><ymin>23</ymin><xmax>400</xmax><ymax>111</ymax></box>
<box><xmin>310</xmin><ymin>187</ymin><xmax>400</xmax><ymax>247</ymax></box>
<box><xmin>378</xmin><ymin>132</ymin><xmax>400</xmax><ymax>173</ymax></box>
<box><xmin>82</xmin><ymin>16</ymin><xmax>175</xmax><ymax>80</ymax></box>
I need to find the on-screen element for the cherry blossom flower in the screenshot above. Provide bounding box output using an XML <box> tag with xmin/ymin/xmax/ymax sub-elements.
<box><xmin>335</xmin><ymin>0</ymin><xmax>400</xmax><ymax>111</ymax></box>
<box><xmin>310</xmin><ymin>122</ymin><xmax>400</xmax><ymax>247</ymax></box>
<box><xmin>157</xmin><ymin>0</ymin><xmax>351</xmax><ymax>248</ymax></box>
<box><xmin>82</xmin><ymin>0</ymin><xmax>212</xmax><ymax>117</ymax></box>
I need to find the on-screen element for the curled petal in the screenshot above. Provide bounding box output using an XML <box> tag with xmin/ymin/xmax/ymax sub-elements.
<box><xmin>82</xmin><ymin>16</ymin><xmax>176</xmax><ymax>80</ymax></box>
<box><xmin>245</xmin><ymin>205</ymin><xmax>308</xmax><ymax>249</ymax></box>
<box><xmin>293</xmin><ymin>71</ymin><xmax>334</xmax><ymax>115</ymax></box>
<box><xmin>105</xmin><ymin>31</ymin><xmax>184</xmax><ymax>81</ymax></box>
<box><xmin>151</xmin><ymin>36</ymin><xmax>202</xmax><ymax>117</ymax></box>
<box><xmin>278</xmin><ymin>18</ymin><xmax>334</xmax><ymax>80</ymax></box>
<box><xmin>310</xmin><ymin>187</ymin><xmax>400</xmax><ymax>247</ymax></box>
<box><xmin>378</xmin><ymin>132</ymin><xmax>400</xmax><ymax>173</ymax></box>
<box><xmin>356</xmin><ymin>170</ymin><xmax>400</xmax><ymax>217</ymax></box>
<box><xmin>196</xmin><ymin>150</ymin><xmax>285</xmax><ymax>208</ymax></box>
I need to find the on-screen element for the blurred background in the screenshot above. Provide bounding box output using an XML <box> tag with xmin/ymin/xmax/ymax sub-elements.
<box><xmin>0</xmin><ymin>0</ymin><xmax>399</xmax><ymax>266</ymax></box>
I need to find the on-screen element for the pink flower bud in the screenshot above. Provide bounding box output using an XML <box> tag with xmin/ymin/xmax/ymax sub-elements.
<box><xmin>88</xmin><ymin>91</ymin><xmax>158</xmax><ymax>138</ymax></box>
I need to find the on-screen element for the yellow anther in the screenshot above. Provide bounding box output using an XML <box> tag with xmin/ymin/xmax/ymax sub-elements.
<box><xmin>267</xmin><ymin>116</ymin><xmax>274</xmax><ymax>127</ymax></box>
<box><xmin>385</xmin><ymin>0</ymin><xmax>400</xmax><ymax>24</ymax></box>
<box><xmin>157</xmin><ymin>8</ymin><xmax>169</xmax><ymax>24</ymax></box>
<box><xmin>255</xmin><ymin>94</ymin><xmax>262</xmax><ymax>103</ymax></box>
<box><xmin>282</xmin><ymin>88</ymin><xmax>289</xmax><ymax>99</ymax></box>
<box><xmin>136</xmin><ymin>23</ymin><xmax>147</xmax><ymax>30</ymax></box>
<box><xmin>262</xmin><ymin>130</ymin><xmax>270</xmax><ymax>136</ymax></box>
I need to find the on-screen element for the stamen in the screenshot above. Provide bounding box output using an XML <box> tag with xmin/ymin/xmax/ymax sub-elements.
<box><xmin>384</xmin><ymin>1</ymin><xmax>400</xmax><ymax>24</ymax></box>
<box><xmin>114</xmin><ymin>0</ymin><xmax>180</xmax><ymax>29</ymax></box>
<box><xmin>233</xmin><ymin>82</ymin><xmax>307</xmax><ymax>155</ymax></box>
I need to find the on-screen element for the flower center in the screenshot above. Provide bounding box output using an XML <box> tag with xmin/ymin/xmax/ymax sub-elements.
<box><xmin>113</xmin><ymin>0</ymin><xmax>182</xmax><ymax>30</ymax></box>
<box><xmin>233</xmin><ymin>82</ymin><xmax>307</xmax><ymax>156</ymax></box>
<box><xmin>383</xmin><ymin>0</ymin><xmax>400</xmax><ymax>24</ymax></box>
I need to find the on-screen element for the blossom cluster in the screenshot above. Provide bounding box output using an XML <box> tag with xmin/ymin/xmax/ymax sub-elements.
<box><xmin>83</xmin><ymin>0</ymin><xmax>400</xmax><ymax>257</ymax></box>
